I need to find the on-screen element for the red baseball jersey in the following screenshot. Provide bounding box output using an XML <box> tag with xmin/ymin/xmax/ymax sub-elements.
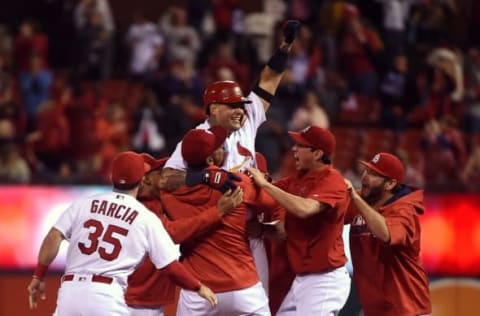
<box><xmin>125</xmin><ymin>195</ymin><xmax>223</xmax><ymax>307</ymax></box>
<box><xmin>161</xmin><ymin>168</ymin><xmax>278</xmax><ymax>292</ymax></box>
<box><xmin>274</xmin><ymin>166</ymin><xmax>348</xmax><ymax>274</ymax></box>
<box><xmin>347</xmin><ymin>189</ymin><xmax>432</xmax><ymax>316</ymax></box>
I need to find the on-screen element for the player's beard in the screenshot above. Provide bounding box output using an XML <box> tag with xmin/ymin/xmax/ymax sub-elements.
<box><xmin>361</xmin><ymin>182</ymin><xmax>386</xmax><ymax>205</ymax></box>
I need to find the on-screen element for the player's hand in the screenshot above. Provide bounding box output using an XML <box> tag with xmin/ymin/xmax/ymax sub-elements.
<box><xmin>27</xmin><ymin>277</ymin><xmax>46</xmax><ymax>309</ymax></box>
<box><xmin>246</xmin><ymin>167</ymin><xmax>270</xmax><ymax>188</ymax></box>
<box><xmin>197</xmin><ymin>284</ymin><xmax>218</xmax><ymax>308</ymax></box>
<box><xmin>283</xmin><ymin>20</ymin><xmax>301</xmax><ymax>44</ymax></box>
<box><xmin>186</xmin><ymin>169</ymin><xmax>242</xmax><ymax>193</ymax></box>
<box><xmin>217</xmin><ymin>187</ymin><xmax>243</xmax><ymax>216</ymax></box>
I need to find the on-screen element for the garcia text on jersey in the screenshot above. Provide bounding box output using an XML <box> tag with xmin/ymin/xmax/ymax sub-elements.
<box><xmin>91</xmin><ymin>200</ymin><xmax>138</xmax><ymax>225</ymax></box>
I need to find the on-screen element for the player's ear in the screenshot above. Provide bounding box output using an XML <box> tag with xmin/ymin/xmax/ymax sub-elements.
<box><xmin>206</xmin><ymin>156</ymin><xmax>215</xmax><ymax>166</ymax></box>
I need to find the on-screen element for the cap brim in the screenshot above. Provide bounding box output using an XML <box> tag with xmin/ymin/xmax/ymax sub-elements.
<box><xmin>288</xmin><ymin>131</ymin><xmax>313</xmax><ymax>147</ymax></box>
<box><xmin>209</xmin><ymin>125</ymin><xmax>228</xmax><ymax>150</ymax></box>
<box><xmin>358</xmin><ymin>160</ymin><xmax>388</xmax><ymax>178</ymax></box>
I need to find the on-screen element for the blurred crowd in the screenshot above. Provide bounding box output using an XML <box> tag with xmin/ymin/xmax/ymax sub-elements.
<box><xmin>0</xmin><ymin>0</ymin><xmax>479</xmax><ymax>192</ymax></box>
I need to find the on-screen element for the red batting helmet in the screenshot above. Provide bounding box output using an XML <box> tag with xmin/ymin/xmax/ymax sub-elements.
<box><xmin>203</xmin><ymin>81</ymin><xmax>252</xmax><ymax>113</ymax></box>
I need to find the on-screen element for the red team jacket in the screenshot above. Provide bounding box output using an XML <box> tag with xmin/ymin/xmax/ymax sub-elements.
<box><xmin>274</xmin><ymin>166</ymin><xmax>349</xmax><ymax>274</ymax></box>
<box><xmin>346</xmin><ymin>188</ymin><xmax>432</xmax><ymax>316</ymax></box>
<box><xmin>125</xmin><ymin>195</ymin><xmax>223</xmax><ymax>307</ymax></box>
<box><xmin>161</xmin><ymin>169</ymin><xmax>279</xmax><ymax>293</ymax></box>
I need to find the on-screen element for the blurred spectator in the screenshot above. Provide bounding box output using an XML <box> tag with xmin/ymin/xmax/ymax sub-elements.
<box><xmin>74</xmin><ymin>0</ymin><xmax>115</xmax><ymax>80</ymax></box>
<box><xmin>460</xmin><ymin>135</ymin><xmax>480</xmax><ymax>192</ymax></box>
<box><xmin>159</xmin><ymin>5</ymin><xmax>201</xmax><ymax>65</ymax></box>
<box><xmin>125</xmin><ymin>11</ymin><xmax>164</xmax><ymax>82</ymax></box>
<box><xmin>379</xmin><ymin>53</ymin><xmax>416</xmax><ymax>132</ymax></box>
<box><xmin>463</xmin><ymin>47</ymin><xmax>480</xmax><ymax>134</ymax></box>
<box><xmin>28</xmin><ymin>100</ymin><xmax>70</xmax><ymax>174</ymax></box>
<box><xmin>337</xmin><ymin>3</ymin><xmax>383</xmax><ymax>97</ymax></box>
<box><xmin>202</xmin><ymin>40</ymin><xmax>250</xmax><ymax>90</ymax></box>
<box><xmin>0</xmin><ymin>142</ymin><xmax>31</xmax><ymax>183</ymax></box>
<box><xmin>421</xmin><ymin>116</ymin><xmax>467</xmax><ymax>191</ymax></box>
<box><xmin>0</xmin><ymin>24</ymin><xmax>13</xmax><ymax>68</ymax></box>
<box><xmin>374</xmin><ymin>0</ymin><xmax>417</xmax><ymax>62</ymax></box>
<box><xmin>13</xmin><ymin>19</ymin><xmax>48</xmax><ymax>73</ymax></box>
<box><xmin>396</xmin><ymin>148</ymin><xmax>425</xmax><ymax>188</ymax></box>
<box><xmin>131</xmin><ymin>89</ymin><xmax>166</xmax><ymax>157</ymax></box>
<box><xmin>18</xmin><ymin>54</ymin><xmax>53</xmax><ymax>132</ymax></box>
<box><xmin>288</xmin><ymin>90</ymin><xmax>330</xmax><ymax>130</ymax></box>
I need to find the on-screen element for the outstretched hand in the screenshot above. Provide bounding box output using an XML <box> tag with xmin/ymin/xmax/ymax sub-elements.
<box><xmin>283</xmin><ymin>20</ymin><xmax>301</xmax><ymax>44</ymax></box>
<box><xmin>246</xmin><ymin>167</ymin><xmax>270</xmax><ymax>188</ymax></box>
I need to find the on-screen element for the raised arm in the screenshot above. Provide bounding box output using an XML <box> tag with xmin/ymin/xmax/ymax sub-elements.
<box><xmin>257</xmin><ymin>20</ymin><xmax>301</xmax><ymax>112</ymax></box>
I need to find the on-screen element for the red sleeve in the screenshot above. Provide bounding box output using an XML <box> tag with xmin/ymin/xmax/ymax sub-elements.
<box><xmin>385</xmin><ymin>206</ymin><xmax>417</xmax><ymax>247</ymax></box>
<box><xmin>344</xmin><ymin>193</ymin><xmax>358</xmax><ymax>224</ymax></box>
<box><xmin>308</xmin><ymin>173</ymin><xmax>347</xmax><ymax>209</ymax></box>
<box><xmin>160</xmin><ymin>206</ymin><xmax>222</xmax><ymax>244</ymax></box>
<box><xmin>161</xmin><ymin>261</ymin><xmax>201</xmax><ymax>291</ymax></box>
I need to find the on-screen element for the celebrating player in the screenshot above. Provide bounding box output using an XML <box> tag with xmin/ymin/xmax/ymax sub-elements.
<box><xmin>344</xmin><ymin>152</ymin><xmax>432</xmax><ymax>316</ymax></box>
<box><xmin>161</xmin><ymin>18</ymin><xmax>301</xmax><ymax>298</ymax></box>
<box><xmin>126</xmin><ymin>154</ymin><xmax>243</xmax><ymax>316</ymax></box>
<box><xmin>162</xmin><ymin>126</ymin><xmax>283</xmax><ymax>316</ymax></box>
<box><xmin>248</xmin><ymin>125</ymin><xmax>351</xmax><ymax>315</ymax></box>
<box><xmin>27</xmin><ymin>151</ymin><xmax>217</xmax><ymax>315</ymax></box>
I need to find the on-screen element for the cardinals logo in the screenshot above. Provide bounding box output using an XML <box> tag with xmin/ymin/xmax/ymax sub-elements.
<box><xmin>350</xmin><ymin>215</ymin><xmax>371</xmax><ymax>236</ymax></box>
<box><xmin>229</xmin><ymin>142</ymin><xmax>253</xmax><ymax>172</ymax></box>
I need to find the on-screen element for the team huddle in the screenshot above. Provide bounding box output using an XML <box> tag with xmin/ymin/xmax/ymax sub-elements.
<box><xmin>27</xmin><ymin>20</ymin><xmax>432</xmax><ymax>316</ymax></box>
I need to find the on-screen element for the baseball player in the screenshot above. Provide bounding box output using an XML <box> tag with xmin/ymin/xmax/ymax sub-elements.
<box><xmin>162</xmin><ymin>126</ymin><xmax>283</xmax><ymax>316</ymax></box>
<box><xmin>344</xmin><ymin>152</ymin><xmax>432</xmax><ymax>316</ymax></box>
<box><xmin>27</xmin><ymin>151</ymin><xmax>217</xmax><ymax>315</ymax></box>
<box><xmin>248</xmin><ymin>125</ymin><xmax>351</xmax><ymax>316</ymax></box>
<box><xmin>126</xmin><ymin>154</ymin><xmax>243</xmax><ymax>316</ymax></box>
<box><xmin>162</xmin><ymin>19</ymin><xmax>301</xmax><ymax>297</ymax></box>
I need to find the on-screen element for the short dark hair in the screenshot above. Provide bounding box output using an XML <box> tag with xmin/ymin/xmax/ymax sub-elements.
<box><xmin>113</xmin><ymin>181</ymin><xmax>141</xmax><ymax>191</ymax></box>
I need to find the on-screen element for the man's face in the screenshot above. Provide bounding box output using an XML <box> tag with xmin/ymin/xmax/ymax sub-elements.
<box><xmin>291</xmin><ymin>143</ymin><xmax>315</xmax><ymax>171</ymax></box>
<box><xmin>360</xmin><ymin>167</ymin><xmax>389</xmax><ymax>204</ymax></box>
<box><xmin>141</xmin><ymin>169</ymin><xmax>163</xmax><ymax>198</ymax></box>
<box><xmin>209</xmin><ymin>103</ymin><xmax>246</xmax><ymax>132</ymax></box>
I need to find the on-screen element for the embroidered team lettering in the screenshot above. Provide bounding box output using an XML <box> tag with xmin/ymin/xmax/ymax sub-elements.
<box><xmin>91</xmin><ymin>200</ymin><xmax>138</xmax><ymax>224</ymax></box>
<box><xmin>350</xmin><ymin>215</ymin><xmax>371</xmax><ymax>236</ymax></box>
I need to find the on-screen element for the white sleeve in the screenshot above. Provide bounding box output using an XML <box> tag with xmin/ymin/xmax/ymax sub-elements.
<box><xmin>53</xmin><ymin>203</ymin><xmax>77</xmax><ymax>241</ymax></box>
<box><xmin>164</xmin><ymin>140</ymin><xmax>187</xmax><ymax>170</ymax></box>
<box><xmin>145</xmin><ymin>213</ymin><xmax>180</xmax><ymax>269</ymax></box>
<box><xmin>245</xmin><ymin>92</ymin><xmax>267</xmax><ymax>132</ymax></box>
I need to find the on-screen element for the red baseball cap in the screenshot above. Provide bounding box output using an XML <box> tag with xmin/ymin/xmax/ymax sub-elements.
<box><xmin>288</xmin><ymin>125</ymin><xmax>336</xmax><ymax>156</ymax></box>
<box><xmin>111</xmin><ymin>151</ymin><xmax>150</xmax><ymax>186</ymax></box>
<box><xmin>181</xmin><ymin>125</ymin><xmax>228</xmax><ymax>167</ymax></box>
<box><xmin>359</xmin><ymin>152</ymin><xmax>405</xmax><ymax>183</ymax></box>
<box><xmin>141</xmin><ymin>153</ymin><xmax>168</xmax><ymax>172</ymax></box>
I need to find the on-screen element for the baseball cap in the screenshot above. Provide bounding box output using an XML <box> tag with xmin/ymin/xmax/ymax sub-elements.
<box><xmin>181</xmin><ymin>125</ymin><xmax>228</xmax><ymax>167</ymax></box>
<box><xmin>111</xmin><ymin>151</ymin><xmax>150</xmax><ymax>186</ymax></box>
<box><xmin>358</xmin><ymin>152</ymin><xmax>405</xmax><ymax>183</ymax></box>
<box><xmin>288</xmin><ymin>125</ymin><xmax>336</xmax><ymax>156</ymax></box>
<box><xmin>141</xmin><ymin>153</ymin><xmax>168</xmax><ymax>172</ymax></box>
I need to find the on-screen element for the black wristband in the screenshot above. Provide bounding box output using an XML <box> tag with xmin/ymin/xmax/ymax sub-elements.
<box><xmin>253</xmin><ymin>85</ymin><xmax>274</xmax><ymax>103</ymax></box>
<box><xmin>267</xmin><ymin>49</ymin><xmax>289</xmax><ymax>73</ymax></box>
<box><xmin>185</xmin><ymin>171</ymin><xmax>206</xmax><ymax>187</ymax></box>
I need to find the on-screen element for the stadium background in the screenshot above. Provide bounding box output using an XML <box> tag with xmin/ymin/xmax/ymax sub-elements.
<box><xmin>0</xmin><ymin>0</ymin><xmax>479</xmax><ymax>315</ymax></box>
